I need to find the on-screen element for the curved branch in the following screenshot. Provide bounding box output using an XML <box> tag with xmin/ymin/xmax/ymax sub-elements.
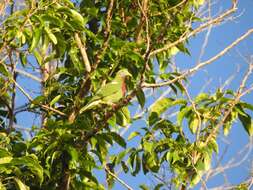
<box><xmin>143</xmin><ymin>28</ymin><xmax>253</xmax><ymax>88</ymax></box>
<box><xmin>150</xmin><ymin>0</ymin><xmax>238</xmax><ymax>57</ymax></box>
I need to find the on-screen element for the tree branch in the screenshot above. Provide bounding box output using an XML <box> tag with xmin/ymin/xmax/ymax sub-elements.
<box><xmin>16</xmin><ymin>69</ymin><xmax>42</xmax><ymax>82</ymax></box>
<box><xmin>150</xmin><ymin>0</ymin><xmax>237</xmax><ymax>57</ymax></box>
<box><xmin>204</xmin><ymin>63</ymin><xmax>253</xmax><ymax>146</ymax></box>
<box><xmin>74</xmin><ymin>33</ymin><xmax>91</xmax><ymax>73</ymax></box>
<box><xmin>143</xmin><ymin>28</ymin><xmax>253</xmax><ymax>88</ymax></box>
<box><xmin>105</xmin><ymin>166</ymin><xmax>133</xmax><ymax>190</ymax></box>
<box><xmin>12</xmin><ymin>78</ymin><xmax>66</xmax><ymax>116</ymax></box>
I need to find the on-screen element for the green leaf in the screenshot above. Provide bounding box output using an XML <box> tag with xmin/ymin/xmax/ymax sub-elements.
<box><xmin>108</xmin><ymin>114</ymin><xmax>117</xmax><ymax>127</ymax></box>
<box><xmin>234</xmin><ymin>104</ymin><xmax>248</xmax><ymax>117</ymax></box>
<box><xmin>11</xmin><ymin>155</ymin><xmax>44</xmax><ymax>184</ymax></box>
<box><xmin>128</xmin><ymin>131</ymin><xmax>140</xmax><ymax>141</ymax></box>
<box><xmin>44</xmin><ymin>27</ymin><xmax>57</xmax><ymax>45</ymax></box>
<box><xmin>132</xmin><ymin>153</ymin><xmax>141</xmax><ymax>176</ymax></box>
<box><xmin>168</xmin><ymin>46</ymin><xmax>179</xmax><ymax>56</ymax></box>
<box><xmin>146</xmin><ymin>154</ymin><xmax>159</xmax><ymax>173</ymax></box>
<box><xmin>195</xmin><ymin>93</ymin><xmax>209</xmax><ymax>103</ymax></box>
<box><xmin>0</xmin><ymin>156</ymin><xmax>13</xmax><ymax>164</ymax></box>
<box><xmin>177</xmin><ymin>106</ymin><xmax>192</xmax><ymax>126</ymax></box>
<box><xmin>14</xmin><ymin>178</ymin><xmax>30</xmax><ymax>190</ymax></box>
<box><xmin>0</xmin><ymin>181</ymin><xmax>6</xmax><ymax>190</ymax></box>
<box><xmin>32</xmin><ymin>95</ymin><xmax>46</xmax><ymax>105</ymax></box>
<box><xmin>100</xmin><ymin>133</ymin><xmax>113</xmax><ymax>146</ymax></box>
<box><xmin>29</xmin><ymin>27</ymin><xmax>42</xmax><ymax>52</ymax></box>
<box><xmin>143</xmin><ymin>141</ymin><xmax>153</xmax><ymax>154</ymax></box>
<box><xmin>171</xmin><ymin>152</ymin><xmax>180</xmax><ymax>164</ymax></box>
<box><xmin>115</xmin><ymin>150</ymin><xmax>128</xmax><ymax>164</ymax></box>
<box><xmin>149</xmin><ymin>98</ymin><xmax>186</xmax><ymax>125</ymax></box>
<box><xmin>67</xmin><ymin>147</ymin><xmax>79</xmax><ymax>169</ymax></box>
<box><xmin>69</xmin><ymin>9</ymin><xmax>85</xmax><ymax>26</ymax></box>
<box><xmin>69</xmin><ymin>45</ymin><xmax>83</xmax><ymax>72</ymax></box>
<box><xmin>190</xmin><ymin>172</ymin><xmax>202</xmax><ymax>187</ymax></box>
<box><xmin>120</xmin><ymin>107</ymin><xmax>131</xmax><ymax>125</ymax></box>
<box><xmin>33</xmin><ymin>50</ymin><xmax>43</xmax><ymax>65</ymax></box>
<box><xmin>148</xmin><ymin>112</ymin><xmax>160</xmax><ymax>126</ymax></box>
<box><xmin>82</xmin><ymin>170</ymin><xmax>98</xmax><ymax>184</ymax></box>
<box><xmin>238</xmin><ymin>113</ymin><xmax>253</xmax><ymax>136</ymax></box>
<box><xmin>20</xmin><ymin>53</ymin><xmax>27</xmax><ymax>67</ymax></box>
<box><xmin>189</xmin><ymin>116</ymin><xmax>199</xmax><ymax>134</ymax></box>
<box><xmin>121</xmin><ymin>161</ymin><xmax>129</xmax><ymax>173</ymax></box>
<box><xmin>110</xmin><ymin>132</ymin><xmax>126</xmax><ymax>148</ymax></box>
<box><xmin>51</xmin><ymin>151</ymin><xmax>61</xmax><ymax>165</ymax></box>
<box><xmin>150</xmin><ymin>98</ymin><xmax>186</xmax><ymax>116</ymax></box>
<box><xmin>116</xmin><ymin>107</ymin><xmax>131</xmax><ymax>127</ymax></box>
<box><xmin>0</xmin><ymin>63</ymin><xmax>9</xmax><ymax>76</ymax></box>
<box><xmin>49</xmin><ymin>95</ymin><xmax>61</xmax><ymax>106</ymax></box>
<box><xmin>139</xmin><ymin>184</ymin><xmax>149</xmax><ymax>190</ymax></box>
<box><xmin>0</xmin><ymin>148</ymin><xmax>12</xmax><ymax>157</ymax></box>
<box><xmin>195</xmin><ymin>0</ymin><xmax>205</xmax><ymax>6</ymax></box>
<box><xmin>41</xmin><ymin>14</ymin><xmax>63</xmax><ymax>28</ymax></box>
<box><xmin>203</xmin><ymin>154</ymin><xmax>211</xmax><ymax>170</ymax></box>
<box><xmin>239</xmin><ymin>102</ymin><xmax>253</xmax><ymax>111</ymax></box>
<box><xmin>209</xmin><ymin>138</ymin><xmax>219</xmax><ymax>153</ymax></box>
<box><xmin>136</xmin><ymin>88</ymin><xmax>145</xmax><ymax>108</ymax></box>
<box><xmin>223</xmin><ymin>122</ymin><xmax>232</xmax><ymax>136</ymax></box>
<box><xmin>149</xmin><ymin>98</ymin><xmax>173</xmax><ymax>116</ymax></box>
<box><xmin>154</xmin><ymin>184</ymin><xmax>164</xmax><ymax>190</ymax></box>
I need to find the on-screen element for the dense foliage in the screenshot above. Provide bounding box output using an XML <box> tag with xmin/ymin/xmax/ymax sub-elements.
<box><xmin>0</xmin><ymin>0</ymin><xmax>252</xmax><ymax>189</ymax></box>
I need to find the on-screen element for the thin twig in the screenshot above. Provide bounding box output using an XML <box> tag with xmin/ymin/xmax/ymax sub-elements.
<box><xmin>74</xmin><ymin>33</ymin><xmax>91</xmax><ymax>72</ymax></box>
<box><xmin>204</xmin><ymin>63</ymin><xmax>253</xmax><ymax>146</ymax></box>
<box><xmin>150</xmin><ymin>0</ymin><xmax>237</xmax><ymax>57</ymax></box>
<box><xmin>93</xmin><ymin>0</ymin><xmax>114</xmax><ymax>69</ymax></box>
<box><xmin>8</xmin><ymin>51</ymin><xmax>17</xmax><ymax>130</ymax></box>
<box><xmin>104</xmin><ymin>167</ymin><xmax>133</xmax><ymax>190</ymax></box>
<box><xmin>180</xmin><ymin>82</ymin><xmax>202</xmax><ymax>142</ymax></box>
<box><xmin>143</xmin><ymin>28</ymin><xmax>253</xmax><ymax>88</ymax></box>
<box><xmin>15</xmin><ymin>69</ymin><xmax>42</xmax><ymax>82</ymax></box>
<box><xmin>12</xmin><ymin>78</ymin><xmax>66</xmax><ymax>116</ymax></box>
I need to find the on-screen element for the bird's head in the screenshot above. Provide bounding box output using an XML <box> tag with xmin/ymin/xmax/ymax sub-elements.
<box><xmin>116</xmin><ymin>69</ymin><xmax>132</xmax><ymax>79</ymax></box>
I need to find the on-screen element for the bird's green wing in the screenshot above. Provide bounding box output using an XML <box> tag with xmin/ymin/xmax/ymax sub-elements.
<box><xmin>80</xmin><ymin>75</ymin><xmax>125</xmax><ymax>113</ymax></box>
<box><xmin>91</xmin><ymin>80</ymin><xmax>122</xmax><ymax>102</ymax></box>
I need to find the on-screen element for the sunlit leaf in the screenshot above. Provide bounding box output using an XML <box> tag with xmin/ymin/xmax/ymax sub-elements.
<box><xmin>49</xmin><ymin>95</ymin><xmax>61</xmax><ymax>106</ymax></box>
<box><xmin>14</xmin><ymin>178</ymin><xmax>30</xmax><ymax>190</ymax></box>
<box><xmin>44</xmin><ymin>27</ymin><xmax>57</xmax><ymax>45</ymax></box>
<box><xmin>0</xmin><ymin>156</ymin><xmax>13</xmax><ymax>164</ymax></box>
<box><xmin>128</xmin><ymin>131</ymin><xmax>140</xmax><ymax>141</ymax></box>
<box><xmin>29</xmin><ymin>27</ymin><xmax>42</xmax><ymax>52</ymax></box>
<box><xmin>178</xmin><ymin>106</ymin><xmax>192</xmax><ymax>126</ymax></box>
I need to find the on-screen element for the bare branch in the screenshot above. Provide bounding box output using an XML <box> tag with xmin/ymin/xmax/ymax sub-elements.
<box><xmin>105</xmin><ymin>166</ymin><xmax>134</xmax><ymax>190</ymax></box>
<box><xmin>143</xmin><ymin>28</ymin><xmax>253</xmax><ymax>88</ymax></box>
<box><xmin>150</xmin><ymin>0</ymin><xmax>237</xmax><ymax>57</ymax></box>
<box><xmin>12</xmin><ymin>78</ymin><xmax>66</xmax><ymax>116</ymax></box>
<box><xmin>74</xmin><ymin>33</ymin><xmax>91</xmax><ymax>73</ymax></box>
<box><xmin>16</xmin><ymin>69</ymin><xmax>42</xmax><ymax>82</ymax></box>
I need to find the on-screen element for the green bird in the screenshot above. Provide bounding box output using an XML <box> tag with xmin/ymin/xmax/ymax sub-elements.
<box><xmin>79</xmin><ymin>69</ymin><xmax>132</xmax><ymax>113</ymax></box>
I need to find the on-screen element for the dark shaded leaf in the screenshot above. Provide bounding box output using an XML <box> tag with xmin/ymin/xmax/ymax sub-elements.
<box><xmin>238</xmin><ymin>112</ymin><xmax>253</xmax><ymax>136</ymax></box>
